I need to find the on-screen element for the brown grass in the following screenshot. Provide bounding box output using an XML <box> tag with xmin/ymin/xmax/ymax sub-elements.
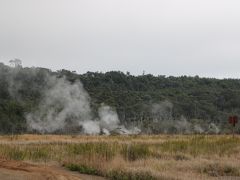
<box><xmin>0</xmin><ymin>134</ymin><xmax>239</xmax><ymax>179</ymax></box>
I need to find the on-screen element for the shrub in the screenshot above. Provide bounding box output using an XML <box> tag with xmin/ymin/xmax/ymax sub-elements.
<box><xmin>201</xmin><ymin>163</ymin><xmax>240</xmax><ymax>177</ymax></box>
<box><xmin>121</xmin><ymin>144</ymin><xmax>151</xmax><ymax>161</ymax></box>
<box><xmin>65</xmin><ymin>163</ymin><xmax>101</xmax><ymax>176</ymax></box>
<box><xmin>107</xmin><ymin>170</ymin><xmax>157</xmax><ymax>180</ymax></box>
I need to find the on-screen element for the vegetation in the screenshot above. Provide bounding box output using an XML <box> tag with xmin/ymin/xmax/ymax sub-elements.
<box><xmin>0</xmin><ymin>134</ymin><xmax>239</xmax><ymax>179</ymax></box>
<box><xmin>200</xmin><ymin>163</ymin><xmax>240</xmax><ymax>177</ymax></box>
<box><xmin>66</xmin><ymin>164</ymin><xmax>101</xmax><ymax>176</ymax></box>
<box><xmin>0</xmin><ymin>62</ymin><xmax>240</xmax><ymax>134</ymax></box>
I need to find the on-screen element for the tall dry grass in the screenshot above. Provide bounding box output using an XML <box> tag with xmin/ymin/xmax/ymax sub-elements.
<box><xmin>0</xmin><ymin>134</ymin><xmax>239</xmax><ymax>179</ymax></box>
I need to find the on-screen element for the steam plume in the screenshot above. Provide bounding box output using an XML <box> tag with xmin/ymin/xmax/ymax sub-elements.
<box><xmin>26</xmin><ymin>75</ymin><xmax>92</xmax><ymax>133</ymax></box>
<box><xmin>25</xmin><ymin>74</ymin><xmax>136</xmax><ymax>135</ymax></box>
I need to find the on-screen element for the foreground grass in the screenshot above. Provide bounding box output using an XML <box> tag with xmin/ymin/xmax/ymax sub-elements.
<box><xmin>0</xmin><ymin>135</ymin><xmax>239</xmax><ymax>179</ymax></box>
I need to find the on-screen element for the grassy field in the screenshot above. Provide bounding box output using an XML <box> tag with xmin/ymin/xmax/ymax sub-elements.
<box><xmin>0</xmin><ymin>134</ymin><xmax>239</xmax><ymax>180</ymax></box>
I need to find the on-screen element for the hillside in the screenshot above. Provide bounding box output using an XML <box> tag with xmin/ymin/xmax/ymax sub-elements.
<box><xmin>0</xmin><ymin>62</ymin><xmax>239</xmax><ymax>134</ymax></box>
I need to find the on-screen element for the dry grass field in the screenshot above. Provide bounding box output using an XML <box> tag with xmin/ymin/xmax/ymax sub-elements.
<box><xmin>0</xmin><ymin>134</ymin><xmax>239</xmax><ymax>180</ymax></box>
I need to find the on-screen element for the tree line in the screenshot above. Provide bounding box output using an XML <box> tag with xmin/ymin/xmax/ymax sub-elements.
<box><xmin>0</xmin><ymin>62</ymin><xmax>239</xmax><ymax>134</ymax></box>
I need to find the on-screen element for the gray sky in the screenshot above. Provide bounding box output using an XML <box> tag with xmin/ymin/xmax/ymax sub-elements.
<box><xmin>0</xmin><ymin>0</ymin><xmax>240</xmax><ymax>78</ymax></box>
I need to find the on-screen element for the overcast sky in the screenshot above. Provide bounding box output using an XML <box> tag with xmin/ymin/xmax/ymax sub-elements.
<box><xmin>0</xmin><ymin>0</ymin><xmax>240</xmax><ymax>78</ymax></box>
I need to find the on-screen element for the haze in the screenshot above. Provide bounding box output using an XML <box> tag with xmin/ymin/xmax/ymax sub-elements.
<box><xmin>0</xmin><ymin>0</ymin><xmax>240</xmax><ymax>78</ymax></box>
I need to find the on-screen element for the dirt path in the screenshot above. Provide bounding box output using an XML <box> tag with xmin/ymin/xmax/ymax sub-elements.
<box><xmin>0</xmin><ymin>159</ymin><xmax>105</xmax><ymax>180</ymax></box>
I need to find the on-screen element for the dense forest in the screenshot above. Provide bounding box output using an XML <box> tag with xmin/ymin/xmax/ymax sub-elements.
<box><xmin>0</xmin><ymin>62</ymin><xmax>239</xmax><ymax>134</ymax></box>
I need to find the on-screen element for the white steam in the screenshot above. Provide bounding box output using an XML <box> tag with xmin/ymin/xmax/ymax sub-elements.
<box><xmin>150</xmin><ymin>101</ymin><xmax>221</xmax><ymax>134</ymax></box>
<box><xmin>26</xmin><ymin>75</ymin><xmax>137</xmax><ymax>135</ymax></box>
<box><xmin>26</xmin><ymin>75</ymin><xmax>92</xmax><ymax>133</ymax></box>
<box><xmin>81</xmin><ymin>121</ymin><xmax>100</xmax><ymax>135</ymax></box>
<box><xmin>80</xmin><ymin>105</ymin><xmax>121</xmax><ymax>135</ymax></box>
<box><xmin>99</xmin><ymin>105</ymin><xmax>120</xmax><ymax>132</ymax></box>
